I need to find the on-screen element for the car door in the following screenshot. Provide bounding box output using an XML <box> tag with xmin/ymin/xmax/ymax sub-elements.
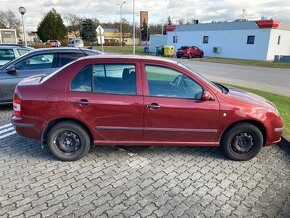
<box><xmin>0</xmin><ymin>52</ymin><xmax>58</xmax><ymax>102</ymax></box>
<box><xmin>143</xmin><ymin>64</ymin><xmax>220</xmax><ymax>144</ymax></box>
<box><xmin>67</xmin><ymin>61</ymin><xmax>144</xmax><ymax>142</ymax></box>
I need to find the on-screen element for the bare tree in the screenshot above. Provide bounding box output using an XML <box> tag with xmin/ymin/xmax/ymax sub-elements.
<box><xmin>64</xmin><ymin>13</ymin><xmax>82</xmax><ymax>37</ymax></box>
<box><xmin>0</xmin><ymin>10</ymin><xmax>21</xmax><ymax>29</ymax></box>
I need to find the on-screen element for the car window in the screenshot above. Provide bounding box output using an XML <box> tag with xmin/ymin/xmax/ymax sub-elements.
<box><xmin>60</xmin><ymin>52</ymin><xmax>84</xmax><ymax>67</ymax></box>
<box><xmin>71</xmin><ymin>65</ymin><xmax>92</xmax><ymax>92</ymax></box>
<box><xmin>0</xmin><ymin>48</ymin><xmax>15</xmax><ymax>61</ymax></box>
<box><xmin>15</xmin><ymin>53</ymin><xmax>56</xmax><ymax>70</ymax></box>
<box><xmin>93</xmin><ymin>64</ymin><xmax>136</xmax><ymax>95</ymax></box>
<box><xmin>145</xmin><ymin>65</ymin><xmax>203</xmax><ymax>100</ymax></box>
<box><xmin>17</xmin><ymin>49</ymin><xmax>30</xmax><ymax>56</ymax></box>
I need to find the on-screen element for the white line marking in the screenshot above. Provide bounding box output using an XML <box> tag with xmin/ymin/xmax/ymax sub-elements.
<box><xmin>0</xmin><ymin>131</ymin><xmax>16</xmax><ymax>140</ymax></box>
<box><xmin>0</xmin><ymin>127</ymin><xmax>15</xmax><ymax>135</ymax></box>
<box><xmin>0</xmin><ymin>123</ymin><xmax>12</xmax><ymax>130</ymax></box>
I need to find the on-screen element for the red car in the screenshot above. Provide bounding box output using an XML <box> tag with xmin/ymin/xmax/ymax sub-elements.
<box><xmin>176</xmin><ymin>46</ymin><xmax>204</xmax><ymax>58</ymax></box>
<box><xmin>12</xmin><ymin>56</ymin><xmax>283</xmax><ymax>161</ymax></box>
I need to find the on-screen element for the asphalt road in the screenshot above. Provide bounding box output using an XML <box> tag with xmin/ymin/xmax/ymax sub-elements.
<box><xmin>1</xmin><ymin>107</ymin><xmax>290</xmax><ymax>217</ymax></box>
<box><xmin>175</xmin><ymin>58</ymin><xmax>290</xmax><ymax>97</ymax></box>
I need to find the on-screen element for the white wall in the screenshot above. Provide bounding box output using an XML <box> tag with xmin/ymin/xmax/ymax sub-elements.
<box><xmin>149</xmin><ymin>34</ymin><xmax>167</xmax><ymax>53</ymax></box>
<box><xmin>267</xmin><ymin>29</ymin><xmax>290</xmax><ymax>60</ymax></box>
<box><xmin>167</xmin><ymin>29</ymin><xmax>272</xmax><ymax>60</ymax></box>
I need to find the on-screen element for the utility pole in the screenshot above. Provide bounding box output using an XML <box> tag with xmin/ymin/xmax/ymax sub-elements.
<box><xmin>132</xmin><ymin>0</ymin><xmax>135</xmax><ymax>55</ymax></box>
<box><xmin>242</xmin><ymin>9</ymin><xmax>246</xmax><ymax>20</ymax></box>
<box><xmin>117</xmin><ymin>1</ymin><xmax>126</xmax><ymax>47</ymax></box>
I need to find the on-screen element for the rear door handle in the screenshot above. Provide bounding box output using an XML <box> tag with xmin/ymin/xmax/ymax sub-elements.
<box><xmin>146</xmin><ymin>103</ymin><xmax>160</xmax><ymax>109</ymax></box>
<box><xmin>75</xmin><ymin>99</ymin><xmax>90</xmax><ymax>105</ymax></box>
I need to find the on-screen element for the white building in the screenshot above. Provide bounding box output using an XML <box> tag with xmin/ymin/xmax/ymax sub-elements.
<box><xmin>149</xmin><ymin>20</ymin><xmax>290</xmax><ymax>61</ymax></box>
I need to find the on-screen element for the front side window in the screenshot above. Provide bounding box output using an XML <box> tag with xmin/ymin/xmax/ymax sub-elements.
<box><xmin>247</xmin><ymin>35</ymin><xmax>255</xmax><ymax>44</ymax></box>
<box><xmin>145</xmin><ymin>65</ymin><xmax>203</xmax><ymax>99</ymax></box>
<box><xmin>71</xmin><ymin>65</ymin><xmax>92</xmax><ymax>92</ymax></box>
<box><xmin>93</xmin><ymin>64</ymin><xmax>136</xmax><ymax>95</ymax></box>
<box><xmin>17</xmin><ymin>49</ymin><xmax>30</xmax><ymax>56</ymax></box>
<box><xmin>0</xmin><ymin>49</ymin><xmax>15</xmax><ymax>61</ymax></box>
<box><xmin>15</xmin><ymin>54</ymin><xmax>55</xmax><ymax>70</ymax></box>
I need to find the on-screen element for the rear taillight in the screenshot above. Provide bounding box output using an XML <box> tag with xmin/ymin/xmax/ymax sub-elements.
<box><xmin>13</xmin><ymin>96</ymin><xmax>21</xmax><ymax>117</ymax></box>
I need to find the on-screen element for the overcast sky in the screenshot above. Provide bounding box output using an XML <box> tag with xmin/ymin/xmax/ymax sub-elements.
<box><xmin>2</xmin><ymin>0</ymin><xmax>290</xmax><ymax>31</ymax></box>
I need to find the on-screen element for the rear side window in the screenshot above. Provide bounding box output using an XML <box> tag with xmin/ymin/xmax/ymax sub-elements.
<box><xmin>71</xmin><ymin>65</ymin><xmax>92</xmax><ymax>92</ymax></box>
<box><xmin>0</xmin><ymin>48</ymin><xmax>15</xmax><ymax>60</ymax></box>
<box><xmin>60</xmin><ymin>52</ymin><xmax>84</xmax><ymax>67</ymax></box>
<box><xmin>93</xmin><ymin>64</ymin><xmax>136</xmax><ymax>95</ymax></box>
<box><xmin>17</xmin><ymin>49</ymin><xmax>30</xmax><ymax>56</ymax></box>
<box><xmin>71</xmin><ymin>63</ymin><xmax>136</xmax><ymax>95</ymax></box>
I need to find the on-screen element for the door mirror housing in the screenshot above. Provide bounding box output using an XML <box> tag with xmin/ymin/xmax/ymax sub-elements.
<box><xmin>201</xmin><ymin>90</ymin><xmax>211</xmax><ymax>101</ymax></box>
<box><xmin>6</xmin><ymin>65</ymin><xmax>18</xmax><ymax>75</ymax></box>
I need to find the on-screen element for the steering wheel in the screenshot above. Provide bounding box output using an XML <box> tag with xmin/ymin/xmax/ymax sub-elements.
<box><xmin>171</xmin><ymin>75</ymin><xmax>187</xmax><ymax>88</ymax></box>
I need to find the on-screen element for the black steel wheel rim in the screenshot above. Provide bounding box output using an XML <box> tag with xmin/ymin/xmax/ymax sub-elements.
<box><xmin>54</xmin><ymin>131</ymin><xmax>81</xmax><ymax>154</ymax></box>
<box><xmin>231</xmin><ymin>132</ymin><xmax>254</xmax><ymax>154</ymax></box>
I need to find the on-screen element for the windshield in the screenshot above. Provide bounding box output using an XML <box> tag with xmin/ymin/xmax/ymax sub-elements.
<box><xmin>178</xmin><ymin>63</ymin><xmax>223</xmax><ymax>93</ymax></box>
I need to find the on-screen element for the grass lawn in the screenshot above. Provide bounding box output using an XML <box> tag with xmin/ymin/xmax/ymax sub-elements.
<box><xmin>93</xmin><ymin>46</ymin><xmax>145</xmax><ymax>55</ymax></box>
<box><xmin>194</xmin><ymin>57</ymin><xmax>290</xmax><ymax>69</ymax></box>
<box><xmin>225</xmin><ymin>84</ymin><xmax>290</xmax><ymax>136</ymax></box>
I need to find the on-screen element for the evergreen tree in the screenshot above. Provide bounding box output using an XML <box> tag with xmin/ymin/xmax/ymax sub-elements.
<box><xmin>80</xmin><ymin>18</ymin><xmax>97</xmax><ymax>46</ymax></box>
<box><xmin>140</xmin><ymin>19</ymin><xmax>148</xmax><ymax>41</ymax></box>
<box><xmin>37</xmin><ymin>8</ymin><xmax>67</xmax><ymax>42</ymax></box>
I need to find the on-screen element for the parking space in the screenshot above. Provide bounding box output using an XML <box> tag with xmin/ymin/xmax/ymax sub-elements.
<box><xmin>0</xmin><ymin>108</ymin><xmax>290</xmax><ymax>217</ymax></box>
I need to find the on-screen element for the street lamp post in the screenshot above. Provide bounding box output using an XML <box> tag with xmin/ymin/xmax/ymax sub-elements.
<box><xmin>132</xmin><ymin>0</ymin><xmax>135</xmax><ymax>55</ymax></box>
<box><xmin>117</xmin><ymin>1</ymin><xmax>126</xmax><ymax>47</ymax></box>
<box><xmin>18</xmin><ymin>6</ymin><xmax>27</xmax><ymax>47</ymax></box>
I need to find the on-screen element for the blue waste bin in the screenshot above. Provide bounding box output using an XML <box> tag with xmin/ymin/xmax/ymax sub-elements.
<box><xmin>144</xmin><ymin>47</ymin><xmax>149</xmax><ymax>53</ymax></box>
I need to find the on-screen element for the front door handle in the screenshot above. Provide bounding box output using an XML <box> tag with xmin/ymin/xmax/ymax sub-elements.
<box><xmin>75</xmin><ymin>99</ymin><xmax>90</xmax><ymax>105</ymax></box>
<box><xmin>146</xmin><ymin>103</ymin><xmax>160</xmax><ymax>109</ymax></box>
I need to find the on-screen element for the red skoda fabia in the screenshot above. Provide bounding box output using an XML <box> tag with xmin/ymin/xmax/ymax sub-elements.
<box><xmin>12</xmin><ymin>56</ymin><xmax>283</xmax><ymax>161</ymax></box>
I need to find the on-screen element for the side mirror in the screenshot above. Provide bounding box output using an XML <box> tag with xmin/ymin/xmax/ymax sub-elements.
<box><xmin>6</xmin><ymin>65</ymin><xmax>18</xmax><ymax>75</ymax></box>
<box><xmin>201</xmin><ymin>90</ymin><xmax>211</xmax><ymax>101</ymax></box>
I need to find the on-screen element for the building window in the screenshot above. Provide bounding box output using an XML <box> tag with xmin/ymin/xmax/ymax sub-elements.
<box><xmin>203</xmin><ymin>36</ymin><xmax>209</xmax><ymax>43</ymax></box>
<box><xmin>173</xmin><ymin>36</ymin><xmax>178</xmax><ymax>43</ymax></box>
<box><xmin>247</xmin><ymin>35</ymin><xmax>255</xmax><ymax>44</ymax></box>
<box><xmin>278</xmin><ymin>36</ymin><xmax>281</xmax><ymax>45</ymax></box>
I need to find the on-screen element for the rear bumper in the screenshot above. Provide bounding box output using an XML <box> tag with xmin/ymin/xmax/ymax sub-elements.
<box><xmin>11</xmin><ymin>116</ymin><xmax>42</xmax><ymax>140</ymax></box>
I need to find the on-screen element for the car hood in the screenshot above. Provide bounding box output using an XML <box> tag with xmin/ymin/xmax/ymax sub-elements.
<box><xmin>226</xmin><ymin>86</ymin><xmax>277</xmax><ymax>112</ymax></box>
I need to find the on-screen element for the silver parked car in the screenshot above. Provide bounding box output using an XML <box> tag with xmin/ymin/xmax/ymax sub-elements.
<box><xmin>0</xmin><ymin>45</ymin><xmax>33</xmax><ymax>66</ymax></box>
<box><xmin>68</xmin><ymin>39</ymin><xmax>84</xmax><ymax>48</ymax></box>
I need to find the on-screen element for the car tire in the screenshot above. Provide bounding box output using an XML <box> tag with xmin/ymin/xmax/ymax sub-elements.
<box><xmin>47</xmin><ymin>121</ymin><xmax>91</xmax><ymax>161</ymax></box>
<box><xmin>200</xmin><ymin>52</ymin><xmax>204</xmax><ymax>58</ymax></box>
<box><xmin>221</xmin><ymin>123</ymin><xmax>263</xmax><ymax>161</ymax></box>
<box><xmin>177</xmin><ymin>55</ymin><xmax>181</xmax><ymax>58</ymax></box>
<box><xmin>188</xmin><ymin>53</ymin><xmax>192</xmax><ymax>59</ymax></box>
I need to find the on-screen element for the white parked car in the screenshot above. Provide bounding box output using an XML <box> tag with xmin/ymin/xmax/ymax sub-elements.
<box><xmin>0</xmin><ymin>45</ymin><xmax>33</xmax><ymax>66</ymax></box>
<box><xmin>68</xmin><ymin>39</ymin><xmax>84</xmax><ymax>48</ymax></box>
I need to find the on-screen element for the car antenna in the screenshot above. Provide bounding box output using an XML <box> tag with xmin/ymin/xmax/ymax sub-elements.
<box><xmin>78</xmin><ymin>47</ymin><xmax>88</xmax><ymax>56</ymax></box>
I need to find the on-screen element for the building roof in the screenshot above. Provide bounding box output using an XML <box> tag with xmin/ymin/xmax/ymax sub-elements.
<box><xmin>172</xmin><ymin>20</ymin><xmax>290</xmax><ymax>32</ymax></box>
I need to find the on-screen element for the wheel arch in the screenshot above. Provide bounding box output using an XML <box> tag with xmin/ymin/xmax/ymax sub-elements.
<box><xmin>220</xmin><ymin>120</ymin><xmax>267</xmax><ymax>146</ymax></box>
<box><xmin>41</xmin><ymin>117</ymin><xmax>94</xmax><ymax>147</ymax></box>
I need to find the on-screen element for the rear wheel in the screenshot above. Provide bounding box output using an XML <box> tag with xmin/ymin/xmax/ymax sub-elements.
<box><xmin>188</xmin><ymin>53</ymin><xmax>192</xmax><ymax>59</ymax></box>
<box><xmin>47</xmin><ymin>121</ymin><xmax>91</xmax><ymax>161</ymax></box>
<box><xmin>200</xmin><ymin>52</ymin><xmax>204</xmax><ymax>58</ymax></box>
<box><xmin>221</xmin><ymin>123</ymin><xmax>263</xmax><ymax>161</ymax></box>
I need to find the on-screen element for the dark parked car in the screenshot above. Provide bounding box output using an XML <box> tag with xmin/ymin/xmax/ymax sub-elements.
<box><xmin>176</xmin><ymin>46</ymin><xmax>204</xmax><ymax>58</ymax></box>
<box><xmin>12</xmin><ymin>56</ymin><xmax>283</xmax><ymax>161</ymax></box>
<box><xmin>0</xmin><ymin>48</ymin><xmax>101</xmax><ymax>104</ymax></box>
<box><xmin>0</xmin><ymin>45</ymin><xmax>33</xmax><ymax>66</ymax></box>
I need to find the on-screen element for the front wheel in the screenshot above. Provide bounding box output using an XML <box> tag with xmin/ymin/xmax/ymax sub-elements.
<box><xmin>199</xmin><ymin>52</ymin><xmax>204</xmax><ymax>58</ymax></box>
<box><xmin>47</xmin><ymin>121</ymin><xmax>91</xmax><ymax>161</ymax></box>
<box><xmin>221</xmin><ymin>123</ymin><xmax>263</xmax><ymax>161</ymax></box>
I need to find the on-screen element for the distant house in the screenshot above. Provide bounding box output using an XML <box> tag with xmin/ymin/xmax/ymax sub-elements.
<box><xmin>150</xmin><ymin>20</ymin><xmax>290</xmax><ymax>61</ymax></box>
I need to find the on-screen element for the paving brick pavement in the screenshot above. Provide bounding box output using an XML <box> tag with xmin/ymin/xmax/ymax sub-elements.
<box><xmin>0</xmin><ymin>108</ymin><xmax>290</xmax><ymax>217</ymax></box>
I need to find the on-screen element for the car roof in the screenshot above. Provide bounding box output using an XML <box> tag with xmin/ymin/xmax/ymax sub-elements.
<box><xmin>28</xmin><ymin>47</ymin><xmax>99</xmax><ymax>54</ymax></box>
<box><xmin>0</xmin><ymin>45</ymin><xmax>32</xmax><ymax>49</ymax></box>
<box><xmin>78</xmin><ymin>54</ymin><xmax>178</xmax><ymax>64</ymax></box>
